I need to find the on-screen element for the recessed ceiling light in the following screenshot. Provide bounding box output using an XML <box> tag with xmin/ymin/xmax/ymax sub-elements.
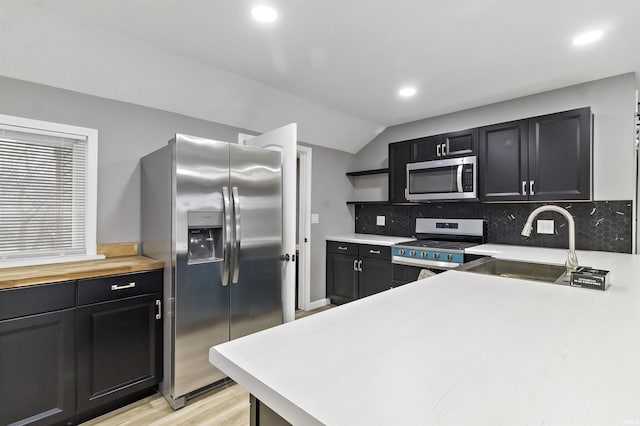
<box><xmin>398</xmin><ymin>87</ymin><xmax>417</xmax><ymax>98</ymax></box>
<box><xmin>572</xmin><ymin>30</ymin><xmax>603</xmax><ymax>46</ymax></box>
<box><xmin>251</xmin><ymin>5</ymin><xmax>278</xmax><ymax>23</ymax></box>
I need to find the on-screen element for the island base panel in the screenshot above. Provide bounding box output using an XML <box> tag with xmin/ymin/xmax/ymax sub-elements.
<box><xmin>250</xmin><ymin>395</ymin><xmax>292</xmax><ymax>426</ymax></box>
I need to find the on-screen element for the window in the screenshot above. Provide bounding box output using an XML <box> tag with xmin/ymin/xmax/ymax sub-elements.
<box><xmin>0</xmin><ymin>114</ymin><xmax>99</xmax><ymax>267</ymax></box>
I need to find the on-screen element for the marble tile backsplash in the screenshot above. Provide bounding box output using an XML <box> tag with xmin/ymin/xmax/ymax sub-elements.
<box><xmin>355</xmin><ymin>200</ymin><xmax>633</xmax><ymax>253</ymax></box>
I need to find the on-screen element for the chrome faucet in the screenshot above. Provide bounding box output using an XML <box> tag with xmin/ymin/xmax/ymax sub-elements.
<box><xmin>521</xmin><ymin>205</ymin><xmax>579</xmax><ymax>276</ymax></box>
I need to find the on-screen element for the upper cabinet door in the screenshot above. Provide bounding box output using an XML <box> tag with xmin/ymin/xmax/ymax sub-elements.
<box><xmin>409</xmin><ymin>130</ymin><xmax>477</xmax><ymax>162</ymax></box>
<box><xmin>443</xmin><ymin>128</ymin><xmax>478</xmax><ymax>157</ymax></box>
<box><xmin>388</xmin><ymin>141</ymin><xmax>411</xmax><ymax>203</ymax></box>
<box><xmin>410</xmin><ymin>135</ymin><xmax>443</xmax><ymax>161</ymax></box>
<box><xmin>478</xmin><ymin>120</ymin><xmax>529</xmax><ymax>201</ymax></box>
<box><xmin>528</xmin><ymin>107</ymin><xmax>591</xmax><ymax>201</ymax></box>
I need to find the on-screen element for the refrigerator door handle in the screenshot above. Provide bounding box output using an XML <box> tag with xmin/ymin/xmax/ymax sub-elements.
<box><xmin>222</xmin><ymin>186</ymin><xmax>232</xmax><ymax>286</ymax></box>
<box><xmin>231</xmin><ymin>186</ymin><xmax>241</xmax><ymax>284</ymax></box>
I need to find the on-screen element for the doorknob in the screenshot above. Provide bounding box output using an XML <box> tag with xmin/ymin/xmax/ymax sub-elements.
<box><xmin>280</xmin><ymin>254</ymin><xmax>290</xmax><ymax>261</ymax></box>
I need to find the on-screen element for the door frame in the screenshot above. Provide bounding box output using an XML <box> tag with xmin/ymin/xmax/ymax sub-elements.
<box><xmin>238</xmin><ymin>133</ymin><xmax>314</xmax><ymax>312</ymax></box>
<box><xmin>296</xmin><ymin>145</ymin><xmax>312</xmax><ymax>311</ymax></box>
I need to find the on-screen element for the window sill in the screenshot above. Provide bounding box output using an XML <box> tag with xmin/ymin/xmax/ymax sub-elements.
<box><xmin>0</xmin><ymin>254</ymin><xmax>106</xmax><ymax>269</ymax></box>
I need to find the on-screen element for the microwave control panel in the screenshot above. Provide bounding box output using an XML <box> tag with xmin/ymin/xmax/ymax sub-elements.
<box><xmin>462</xmin><ymin>164</ymin><xmax>474</xmax><ymax>192</ymax></box>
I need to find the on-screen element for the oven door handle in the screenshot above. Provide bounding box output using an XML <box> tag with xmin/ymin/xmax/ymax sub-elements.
<box><xmin>456</xmin><ymin>164</ymin><xmax>463</xmax><ymax>192</ymax></box>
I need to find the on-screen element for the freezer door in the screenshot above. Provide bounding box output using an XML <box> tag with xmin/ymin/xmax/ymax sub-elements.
<box><xmin>173</xmin><ymin>134</ymin><xmax>230</xmax><ymax>398</ymax></box>
<box><xmin>229</xmin><ymin>143</ymin><xmax>283</xmax><ymax>340</ymax></box>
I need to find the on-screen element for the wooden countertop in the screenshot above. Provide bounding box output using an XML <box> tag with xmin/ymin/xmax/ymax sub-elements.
<box><xmin>0</xmin><ymin>256</ymin><xmax>164</xmax><ymax>290</ymax></box>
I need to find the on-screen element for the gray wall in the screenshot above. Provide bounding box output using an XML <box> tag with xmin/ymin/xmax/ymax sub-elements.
<box><xmin>353</xmin><ymin>73</ymin><xmax>638</xmax><ymax>203</ymax></box>
<box><xmin>0</xmin><ymin>76</ymin><xmax>250</xmax><ymax>242</ymax></box>
<box><xmin>300</xmin><ymin>142</ymin><xmax>355</xmax><ymax>301</ymax></box>
<box><xmin>0</xmin><ymin>75</ymin><xmax>352</xmax><ymax>305</ymax></box>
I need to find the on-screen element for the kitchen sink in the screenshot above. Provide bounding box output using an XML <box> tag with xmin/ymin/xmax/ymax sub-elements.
<box><xmin>460</xmin><ymin>257</ymin><xmax>568</xmax><ymax>284</ymax></box>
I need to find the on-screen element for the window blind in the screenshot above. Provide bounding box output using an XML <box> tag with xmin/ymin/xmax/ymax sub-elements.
<box><xmin>0</xmin><ymin>127</ymin><xmax>88</xmax><ymax>260</ymax></box>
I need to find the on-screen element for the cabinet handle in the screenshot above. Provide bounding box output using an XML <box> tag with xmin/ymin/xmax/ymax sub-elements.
<box><xmin>338</xmin><ymin>246</ymin><xmax>348</xmax><ymax>251</ymax></box>
<box><xmin>111</xmin><ymin>282</ymin><xmax>135</xmax><ymax>291</ymax></box>
<box><xmin>155</xmin><ymin>299</ymin><xmax>162</xmax><ymax>320</ymax></box>
<box><xmin>530</xmin><ymin>180</ymin><xmax>535</xmax><ymax>196</ymax></box>
<box><xmin>369</xmin><ymin>250</ymin><xmax>381</xmax><ymax>255</ymax></box>
<box><xmin>522</xmin><ymin>181</ymin><xmax>527</xmax><ymax>196</ymax></box>
<box><xmin>353</xmin><ymin>259</ymin><xmax>358</xmax><ymax>271</ymax></box>
<box><xmin>441</xmin><ymin>143</ymin><xmax>447</xmax><ymax>156</ymax></box>
<box><xmin>358</xmin><ymin>260</ymin><xmax>363</xmax><ymax>272</ymax></box>
<box><xmin>436</xmin><ymin>144</ymin><xmax>441</xmax><ymax>157</ymax></box>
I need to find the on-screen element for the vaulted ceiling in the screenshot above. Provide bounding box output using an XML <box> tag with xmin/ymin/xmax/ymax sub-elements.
<box><xmin>1</xmin><ymin>0</ymin><xmax>638</xmax><ymax>153</ymax></box>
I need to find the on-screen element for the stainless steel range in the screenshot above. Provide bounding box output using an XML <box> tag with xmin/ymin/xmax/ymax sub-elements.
<box><xmin>391</xmin><ymin>218</ymin><xmax>485</xmax><ymax>285</ymax></box>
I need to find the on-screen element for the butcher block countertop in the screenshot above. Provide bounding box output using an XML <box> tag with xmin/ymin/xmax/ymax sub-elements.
<box><xmin>0</xmin><ymin>256</ymin><xmax>164</xmax><ymax>290</ymax></box>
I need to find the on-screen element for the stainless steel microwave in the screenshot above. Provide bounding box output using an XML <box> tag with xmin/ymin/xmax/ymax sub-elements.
<box><xmin>405</xmin><ymin>156</ymin><xmax>477</xmax><ymax>201</ymax></box>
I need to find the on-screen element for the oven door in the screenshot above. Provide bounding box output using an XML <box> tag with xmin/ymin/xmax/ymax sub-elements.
<box><xmin>392</xmin><ymin>263</ymin><xmax>444</xmax><ymax>286</ymax></box>
<box><xmin>405</xmin><ymin>156</ymin><xmax>476</xmax><ymax>201</ymax></box>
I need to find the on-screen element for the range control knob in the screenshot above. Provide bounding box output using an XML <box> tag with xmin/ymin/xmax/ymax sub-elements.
<box><xmin>421</xmin><ymin>252</ymin><xmax>427</xmax><ymax>258</ymax></box>
<box><xmin>446</xmin><ymin>253</ymin><xmax>453</xmax><ymax>261</ymax></box>
<box><xmin>399</xmin><ymin>249</ymin><xmax>405</xmax><ymax>255</ymax></box>
<box><xmin>409</xmin><ymin>250</ymin><xmax>416</xmax><ymax>257</ymax></box>
<box><xmin>432</xmin><ymin>252</ymin><xmax>440</xmax><ymax>260</ymax></box>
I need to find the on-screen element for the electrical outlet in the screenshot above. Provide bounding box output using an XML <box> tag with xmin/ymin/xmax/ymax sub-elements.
<box><xmin>311</xmin><ymin>213</ymin><xmax>319</xmax><ymax>224</ymax></box>
<box><xmin>537</xmin><ymin>219</ymin><xmax>554</xmax><ymax>234</ymax></box>
<box><xmin>376</xmin><ymin>215</ymin><xmax>386</xmax><ymax>226</ymax></box>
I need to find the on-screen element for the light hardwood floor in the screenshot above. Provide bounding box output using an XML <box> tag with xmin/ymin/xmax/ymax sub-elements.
<box><xmin>83</xmin><ymin>305</ymin><xmax>334</xmax><ymax>425</ymax></box>
<box><xmin>82</xmin><ymin>383</ymin><xmax>249</xmax><ymax>426</ymax></box>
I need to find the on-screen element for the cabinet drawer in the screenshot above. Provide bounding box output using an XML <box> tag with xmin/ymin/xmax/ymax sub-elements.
<box><xmin>359</xmin><ymin>245</ymin><xmax>391</xmax><ymax>260</ymax></box>
<box><xmin>0</xmin><ymin>281</ymin><xmax>75</xmax><ymax>321</ymax></box>
<box><xmin>78</xmin><ymin>270</ymin><xmax>162</xmax><ymax>306</ymax></box>
<box><xmin>327</xmin><ymin>241</ymin><xmax>358</xmax><ymax>255</ymax></box>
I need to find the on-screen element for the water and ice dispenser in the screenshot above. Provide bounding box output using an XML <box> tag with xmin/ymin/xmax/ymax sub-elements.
<box><xmin>187</xmin><ymin>211</ymin><xmax>223</xmax><ymax>264</ymax></box>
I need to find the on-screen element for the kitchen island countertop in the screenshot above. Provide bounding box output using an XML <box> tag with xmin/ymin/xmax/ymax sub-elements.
<box><xmin>210</xmin><ymin>244</ymin><xmax>640</xmax><ymax>425</ymax></box>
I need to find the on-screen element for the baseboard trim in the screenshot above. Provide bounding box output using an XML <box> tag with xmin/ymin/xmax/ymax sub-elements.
<box><xmin>306</xmin><ymin>298</ymin><xmax>330</xmax><ymax>310</ymax></box>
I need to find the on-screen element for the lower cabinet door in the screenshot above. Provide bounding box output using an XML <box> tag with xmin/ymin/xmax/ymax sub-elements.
<box><xmin>359</xmin><ymin>257</ymin><xmax>393</xmax><ymax>298</ymax></box>
<box><xmin>326</xmin><ymin>252</ymin><xmax>357</xmax><ymax>305</ymax></box>
<box><xmin>0</xmin><ymin>308</ymin><xmax>76</xmax><ymax>426</ymax></box>
<box><xmin>77</xmin><ymin>293</ymin><xmax>162</xmax><ymax>412</ymax></box>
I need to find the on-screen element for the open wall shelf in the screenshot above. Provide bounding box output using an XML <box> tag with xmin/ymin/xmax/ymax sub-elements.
<box><xmin>346</xmin><ymin>201</ymin><xmax>421</xmax><ymax>206</ymax></box>
<box><xmin>346</xmin><ymin>168</ymin><xmax>389</xmax><ymax>177</ymax></box>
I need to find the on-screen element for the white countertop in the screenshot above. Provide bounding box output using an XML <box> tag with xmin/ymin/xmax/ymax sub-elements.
<box><xmin>325</xmin><ymin>233</ymin><xmax>415</xmax><ymax>246</ymax></box>
<box><xmin>210</xmin><ymin>244</ymin><xmax>640</xmax><ymax>425</ymax></box>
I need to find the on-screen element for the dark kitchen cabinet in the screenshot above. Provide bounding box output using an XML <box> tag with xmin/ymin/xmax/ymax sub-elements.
<box><xmin>409</xmin><ymin>135</ymin><xmax>442</xmax><ymax>162</ymax></box>
<box><xmin>326</xmin><ymin>241</ymin><xmax>392</xmax><ymax>305</ymax></box>
<box><xmin>478</xmin><ymin>119</ymin><xmax>529</xmax><ymax>201</ymax></box>
<box><xmin>388</xmin><ymin>141</ymin><xmax>411</xmax><ymax>203</ymax></box>
<box><xmin>326</xmin><ymin>241</ymin><xmax>358</xmax><ymax>305</ymax></box>
<box><xmin>410</xmin><ymin>128</ymin><xmax>478</xmax><ymax>162</ymax></box>
<box><xmin>77</xmin><ymin>270</ymin><xmax>162</xmax><ymax>412</ymax></box>
<box><xmin>479</xmin><ymin>107</ymin><xmax>591</xmax><ymax>201</ymax></box>
<box><xmin>357</xmin><ymin>245</ymin><xmax>393</xmax><ymax>298</ymax></box>
<box><xmin>527</xmin><ymin>108</ymin><xmax>591</xmax><ymax>201</ymax></box>
<box><xmin>0</xmin><ymin>268</ymin><xmax>163</xmax><ymax>425</ymax></box>
<box><xmin>0</xmin><ymin>281</ymin><xmax>76</xmax><ymax>426</ymax></box>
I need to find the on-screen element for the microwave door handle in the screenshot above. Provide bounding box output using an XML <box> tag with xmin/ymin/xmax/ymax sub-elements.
<box><xmin>456</xmin><ymin>165</ymin><xmax>463</xmax><ymax>192</ymax></box>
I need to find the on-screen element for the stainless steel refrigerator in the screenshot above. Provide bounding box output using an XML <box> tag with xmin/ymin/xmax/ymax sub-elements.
<box><xmin>141</xmin><ymin>134</ymin><xmax>283</xmax><ymax>409</ymax></box>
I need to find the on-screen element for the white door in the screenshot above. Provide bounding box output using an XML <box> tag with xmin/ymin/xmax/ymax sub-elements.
<box><xmin>241</xmin><ymin>123</ymin><xmax>297</xmax><ymax>323</ymax></box>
